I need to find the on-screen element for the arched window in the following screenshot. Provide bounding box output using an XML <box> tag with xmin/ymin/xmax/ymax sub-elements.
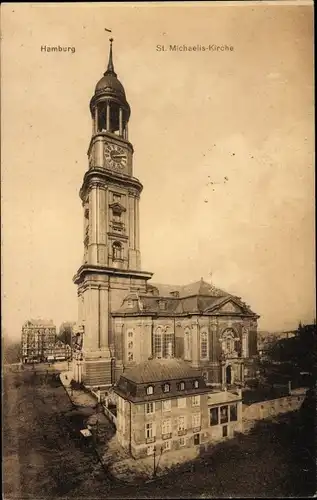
<box><xmin>112</xmin><ymin>241</ymin><xmax>122</xmax><ymax>260</ymax></box>
<box><xmin>222</xmin><ymin>328</ymin><xmax>236</xmax><ymax>356</ymax></box>
<box><xmin>154</xmin><ymin>327</ymin><xmax>163</xmax><ymax>358</ymax></box>
<box><xmin>194</xmin><ymin>380</ymin><xmax>199</xmax><ymax>388</ymax></box>
<box><xmin>146</xmin><ymin>385</ymin><xmax>154</xmax><ymax>395</ymax></box>
<box><xmin>184</xmin><ymin>327</ymin><xmax>192</xmax><ymax>360</ymax></box>
<box><xmin>163</xmin><ymin>383</ymin><xmax>170</xmax><ymax>393</ymax></box>
<box><xmin>200</xmin><ymin>330</ymin><xmax>209</xmax><ymax>360</ymax></box>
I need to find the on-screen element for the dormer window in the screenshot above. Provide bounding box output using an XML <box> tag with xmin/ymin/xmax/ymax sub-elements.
<box><xmin>163</xmin><ymin>383</ymin><xmax>170</xmax><ymax>393</ymax></box>
<box><xmin>193</xmin><ymin>380</ymin><xmax>199</xmax><ymax>389</ymax></box>
<box><xmin>178</xmin><ymin>381</ymin><xmax>185</xmax><ymax>391</ymax></box>
<box><xmin>146</xmin><ymin>385</ymin><xmax>154</xmax><ymax>395</ymax></box>
<box><xmin>159</xmin><ymin>300</ymin><xmax>167</xmax><ymax>311</ymax></box>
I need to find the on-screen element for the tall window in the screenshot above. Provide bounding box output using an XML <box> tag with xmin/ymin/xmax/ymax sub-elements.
<box><xmin>222</xmin><ymin>329</ymin><xmax>236</xmax><ymax>356</ymax></box>
<box><xmin>178</xmin><ymin>416</ymin><xmax>186</xmax><ymax>431</ymax></box>
<box><xmin>162</xmin><ymin>400</ymin><xmax>171</xmax><ymax>412</ymax></box>
<box><xmin>145</xmin><ymin>422</ymin><xmax>155</xmax><ymax>439</ymax></box>
<box><xmin>184</xmin><ymin>327</ymin><xmax>192</xmax><ymax>360</ymax></box>
<box><xmin>146</xmin><ymin>402</ymin><xmax>155</xmax><ymax>414</ymax></box>
<box><xmin>163</xmin><ymin>328</ymin><xmax>174</xmax><ymax>358</ymax></box>
<box><xmin>191</xmin><ymin>395</ymin><xmax>200</xmax><ymax>407</ymax></box>
<box><xmin>209</xmin><ymin>407</ymin><xmax>219</xmax><ymax>426</ymax></box>
<box><xmin>112</xmin><ymin>209</ymin><xmax>121</xmax><ymax>223</ymax></box>
<box><xmin>162</xmin><ymin>419</ymin><xmax>172</xmax><ymax>435</ymax></box>
<box><xmin>153</xmin><ymin>327</ymin><xmax>175</xmax><ymax>359</ymax></box>
<box><xmin>154</xmin><ymin>327</ymin><xmax>163</xmax><ymax>358</ymax></box>
<box><xmin>112</xmin><ymin>241</ymin><xmax>122</xmax><ymax>260</ymax></box>
<box><xmin>162</xmin><ymin>440</ymin><xmax>171</xmax><ymax>452</ymax></box>
<box><xmin>220</xmin><ymin>405</ymin><xmax>228</xmax><ymax>424</ymax></box>
<box><xmin>230</xmin><ymin>404</ymin><xmax>237</xmax><ymax>421</ymax></box>
<box><xmin>200</xmin><ymin>330</ymin><xmax>209</xmax><ymax>360</ymax></box>
<box><xmin>177</xmin><ymin>397</ymin><xmax>186</xmax><ymax>409</ymax></box>
<box><xmin>192</xmin><ymin>413</ymin><xmax>201</xmax><ymax>429</ymax></box>
<box><xmin>127</xmin><ymin>330</ymin><xmax>134</xmax><ymax>362</ymax></box>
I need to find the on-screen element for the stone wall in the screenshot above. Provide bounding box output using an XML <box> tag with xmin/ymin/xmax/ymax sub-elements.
<box><xmin>242</xmin><ymin>392</ymin><xmax>306</xmax><ymax>432</ymax></box>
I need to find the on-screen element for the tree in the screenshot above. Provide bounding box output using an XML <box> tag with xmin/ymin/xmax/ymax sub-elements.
<box><xmin>58</xmin><ymin>322</ymin><xmax>75</xmax><ymax>347</ymax></box>
<box><xmin>3</xmin><ymin>334</ymin><xmax>21</xmax><ymax>364</ymax></box>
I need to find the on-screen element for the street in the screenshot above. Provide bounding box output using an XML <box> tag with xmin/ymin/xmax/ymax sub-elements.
<box><xmin>3</xmin><ymin>367</ymin><xmax>315</xmax><ymax>499</ymax></box>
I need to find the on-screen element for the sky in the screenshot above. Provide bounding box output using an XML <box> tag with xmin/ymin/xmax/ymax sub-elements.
<box><xmin>1</xmin><ymin>2</ymin><xmax>315</xmax><ymax>340</ymax></box>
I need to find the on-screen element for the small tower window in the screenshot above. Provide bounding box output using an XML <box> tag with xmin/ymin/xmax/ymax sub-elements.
<box><xmin>112</xmin><ymin>241</ymin><xmax>123</xmax><ymax>260</ymax></box>
<box><xmin>113</xmin><ymin>210</ymin><xmax>121</xmax><ymax>223</ymax></box>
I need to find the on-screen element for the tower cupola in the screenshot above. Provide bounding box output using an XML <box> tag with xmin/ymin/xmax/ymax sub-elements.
<box><xmin>90</xmin><ymin>38</ymin><xmax>130</xmax><ymax>138</ymax></box>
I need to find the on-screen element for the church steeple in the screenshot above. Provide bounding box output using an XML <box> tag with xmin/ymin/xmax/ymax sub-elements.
<box><xmin>90</xmin><ymin>37</ymin><xmax>130</xmax><ymax>140</ymax></box>
<box><xmin>73</xmin><ymin>35</ymin><xmax>153</xmax><ymax>388</ymax></box>
<box><xmin>104</xmin><ymin>38</ymin><xmax>117</xmax><ymax>77</ymax></box>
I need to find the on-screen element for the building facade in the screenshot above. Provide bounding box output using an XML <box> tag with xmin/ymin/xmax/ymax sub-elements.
<box><xmin>73</xmin><ymin>40</ymin><xmax>259</xmax><ymax>389</ymax></box>
<box><xmin>112</xmin><ymin>280</ymin><xmax>259</xmax><ymax>387</ymax></box>
<box><xmin>44</xmin><ymin>339</ymin><xmax>72</xmax><ymax>362</ymax></box>
<box><xmin>114</xmin><ymin>358</ymin><xmax>242</xmax><ymax>459</ymax></box>
<box><xmin>21</xmin><ymin>319</ymin><xmax>56</xmax><ymax>363</ymax></box>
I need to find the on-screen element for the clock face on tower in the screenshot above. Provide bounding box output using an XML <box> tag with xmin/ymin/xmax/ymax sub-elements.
<box><xmin>104</xmin><ymin>143</ymin><xmax>127</xmax><ymax>171</ymax></box>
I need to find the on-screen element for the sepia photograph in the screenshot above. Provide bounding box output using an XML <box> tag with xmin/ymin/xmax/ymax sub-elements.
<box><xmin>1</xmin><ymin>1</ymin><xmax>315</xmax><ymax>498</ymax></box>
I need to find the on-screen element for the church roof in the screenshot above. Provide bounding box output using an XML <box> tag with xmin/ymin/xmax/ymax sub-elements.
<box><xmin>112</xmin><ymin>278</ymin><xmax>258</xmax><ymax>318</ymax></box>
<box><xmin>94</xmin><ymin>38</ymin><xmax>128</xmax><ymax>104</ymax></box>
<box><xmin>122</xmin><ymin>358</ymin><xmax>202</xmax><ymax>384</ymax></box>
<box><xmin>148</xmin><ymin>279</ymin><xmax>228</xmax><ymax>298</ymax></box>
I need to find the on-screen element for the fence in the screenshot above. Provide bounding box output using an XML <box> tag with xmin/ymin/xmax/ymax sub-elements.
<box><xmin>103</xmin><ymin>405</ymin><xmax>117</xmax><ymax>427</ymax></box>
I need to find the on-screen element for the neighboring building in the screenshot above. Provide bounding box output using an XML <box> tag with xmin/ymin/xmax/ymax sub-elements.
<box><xmin>44</xmin><ymin>339</ymin><xmax>72</xmax><ymax>362</ymax></box>
<box><xmin>21</xmin><ymin>319</ymin><xmax>56</xmax><ymax>363</ymax></box>
<box><xmin>113</xmin><ymin>358</ymin><xmax>242</xmax><ymax>459</ymax></box>
<box><xmin>72</xmin><ymin>39</ymin><xmax>259</xmax><ymax>389</ymax></box>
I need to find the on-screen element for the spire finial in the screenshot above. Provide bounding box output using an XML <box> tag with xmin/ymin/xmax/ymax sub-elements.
<box><xmin>105</xmin><ymin>37</ymin><xmax>117</xmax><ymax>77</ymax></box>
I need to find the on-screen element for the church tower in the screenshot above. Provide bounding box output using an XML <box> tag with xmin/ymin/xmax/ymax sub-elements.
<box><xmin>73</xmin><ymin>39</ymin><xmax>153</xmax><ymax>388</ymax></box>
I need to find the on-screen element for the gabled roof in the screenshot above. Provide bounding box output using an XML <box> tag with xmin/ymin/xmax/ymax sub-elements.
<box><xmin>149</xmin><ymin>279</ymin><xmax>228</xmax><ymax>299</ymax></box>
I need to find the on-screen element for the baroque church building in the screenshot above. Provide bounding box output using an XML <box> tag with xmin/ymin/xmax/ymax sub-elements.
<box><xmin>73</xmin><ymin>40</ymin><xmax>259</xmax><ymax>389</ymax></box>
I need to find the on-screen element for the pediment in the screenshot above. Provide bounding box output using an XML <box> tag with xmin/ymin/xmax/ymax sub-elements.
<box><xmin>218</xmin><ymin>301</ymin><xmax>243</xmax><ymax>313</ymax></box>
<box><xmin>204</xmin><ymin>298</ymin><xmax>245</xmax><ymax>315</ymax></box>
<box><xmin>109</xmin><ymin>202</ymin><xmax>126</xmax><ymax>213</ymax></box>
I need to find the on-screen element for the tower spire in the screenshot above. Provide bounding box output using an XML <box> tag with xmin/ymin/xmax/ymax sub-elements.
<box><xmin>105</xmin><ymin>37</ymin><xmax>117</xmax><ymax>77</ymax></box>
